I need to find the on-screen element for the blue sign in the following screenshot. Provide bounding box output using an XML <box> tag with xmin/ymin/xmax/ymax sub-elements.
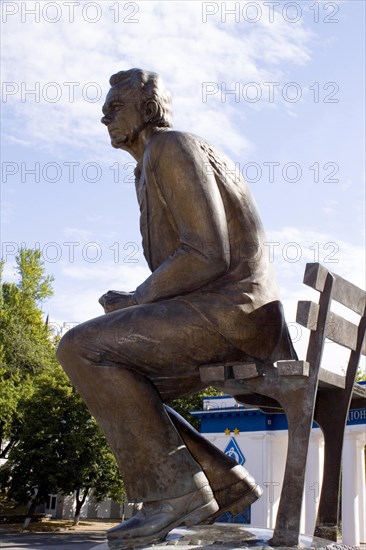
<box><xmin>347</xmin><ymin>408</ymin><xmax>366</xmax><ymax>425</ymax></box>
<box><xmin>224</xmin><ymin>437</ymin><xmax>246</xmax><ymax>465</ymax></box>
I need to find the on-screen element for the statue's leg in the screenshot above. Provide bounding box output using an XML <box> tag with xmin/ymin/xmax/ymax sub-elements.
<box><xmin>166</xmin><ymin>405</ymin><xmax>262</xmax><ymax>517</ymax></box>
<box><xmin>57</xmin><ymin>327</ymin><xmax>205</xmax><ymax>503</ymax></box>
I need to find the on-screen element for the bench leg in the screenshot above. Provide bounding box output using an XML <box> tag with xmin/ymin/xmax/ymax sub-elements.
<box><xmin>269</xmin><ymin>386</ymin><xmax>317</xmax><ymax>547</ymax></box>
<box><xmin>313</xmin><ymin>390</ymin><xmax>347</xmax><ymax>541</ymax></box>
<box><xmin>235</xmin><ymin>378</ymin><xmax>317</xmax><ymax>547</ymax></box>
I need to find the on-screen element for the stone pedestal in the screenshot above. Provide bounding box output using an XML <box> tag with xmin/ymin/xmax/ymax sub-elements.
<box><xmin>89</xmin><ymin>524</ymin><xmax>359</xmax><ymax>550</ymax></box>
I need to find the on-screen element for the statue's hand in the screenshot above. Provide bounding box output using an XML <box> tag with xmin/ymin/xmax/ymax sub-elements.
<box><xmin>98</xmin><ymin>290</ymin><xmax>137</xmax><ymax>313</ymax></box>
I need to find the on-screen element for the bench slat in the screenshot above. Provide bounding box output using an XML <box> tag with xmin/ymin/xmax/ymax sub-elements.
<box><xmin>303</xmin><ymin>263</ymin><xmax>366</xmax><ymax>316</ymax></box>
<box><xmin>318</xmin><ymin>368</ymin><xmax>346</xmax><ymax>389</ymax></box>
<box><xmin>199</xmin><ymin>364</ymin><xmax>226</xmax><ymax>384</ymax></box>
<box><xmin>276</xmin><ymin>360</ymin><xmax>309</xmax><ymax>377</ymax></box>
<box><xmin>327</xmin><ymin>311</ymin><xmax>366</xmax><ymax>355</ymax></box>
<box><xmin>296</xmin><ymin>301</ymin><xmax>319</xmax><ymax>330</ymax></box>
<box><xmin>232</xmin><ymin>363</ymin><xmax>260</xmax><ymax>380</ymax></box>
<box><xmin>297</xmin><ymin>301</ymin><xmax>366</xmax><ymax>354</ymax></box>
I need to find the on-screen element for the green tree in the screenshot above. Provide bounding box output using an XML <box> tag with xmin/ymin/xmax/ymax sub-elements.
<box><xmin>356</xmin><ymin>368</ymin><xmax>366</xmax><ymax>381</ymax></box>
<box><xmin>0</xmin><ymin>249</ymin><xmax>55</xmax><ymax>456</ymax></box>
<box><xmin>0</xmin><ymin>368</ymin><xmax>34</xmax><ymax>459</ymax></box>
<box><xmin>15</xmin><ymin>248</ymin><xmax>54</xmax><ymax>304</ymax></box>
<box><xmin>0</xmin><ymin>249</ymin><xmax>55</xmax><ymax>376</ymax></box>
<box><xmin>1</xmin><ymin>366</ymin><xmax>125</xmax><ymax>525</ymax></box>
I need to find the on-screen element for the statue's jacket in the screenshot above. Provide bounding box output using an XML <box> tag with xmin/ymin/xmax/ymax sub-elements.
<box><xmin>134</xmin><ymin>131</ymin><xmax>295</xmax><ymax>363</ymax></box>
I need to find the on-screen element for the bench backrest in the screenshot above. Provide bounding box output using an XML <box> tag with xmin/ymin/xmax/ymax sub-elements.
<box><xmin>296</xmin><ymin>262</ymin><xmax>366</xmax><ymax>388</ymax></box>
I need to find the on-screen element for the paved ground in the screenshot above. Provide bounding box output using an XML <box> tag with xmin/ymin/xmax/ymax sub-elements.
<box><xmin>0</xmin><ymin>532</ymin><xmax>107</xmax><ymax>549</ymax></box>
<box><xmin>0</xmin><ymin>521</ymin><xmax>113</xmax><ymax>550</ymax></box>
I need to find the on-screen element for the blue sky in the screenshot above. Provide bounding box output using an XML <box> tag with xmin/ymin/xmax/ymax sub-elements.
<box><xmin>1</xmin><ymin>0</ymin><xmax>365</xmax><ymax>372</ymax></box>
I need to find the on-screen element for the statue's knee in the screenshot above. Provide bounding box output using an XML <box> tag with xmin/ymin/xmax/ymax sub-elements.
<box><xmin>57</xmin><ymin>321</ymin><xmax>107</xmax><ymax>367</ymax></box>
<box><xmin>56</xmin><ymin>327</ymin><xmax>79</xmax><ymax>365</ymax></box>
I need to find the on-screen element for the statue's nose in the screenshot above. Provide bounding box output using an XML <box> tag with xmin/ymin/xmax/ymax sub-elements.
<box><xmin>101</xmin><ymin>115</ymin><xmax>110</xmax><ymax>126</ymax></box>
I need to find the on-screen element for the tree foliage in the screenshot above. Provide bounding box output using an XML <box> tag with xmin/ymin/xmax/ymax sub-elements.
<box><xmin>15</xmin><ymin>248</ymin><xmax>54</xmax><ymax>304</ymax></box>
<box><xmin>356</xmin><ymin>368</ymin><xmax>366</xmax><ymax>381</ymax></box>
<box><xmin>0</xmin><ymin>249</ymin><xmax>55</xmax><ymax>377</ymax></box>
<box><xmin>0</xmin><ymin>250</ymin><xmax>55</xmax><ymax>456</ymax></box>
<box><xmin>1</xmin><ymin>366</ymin><xmax>125</xmax><ymax>522</ymax></box>
<box><xmin>0</xmin><ymin>249</ymin><xmax>124</xmax><ymax>522</ymax></box>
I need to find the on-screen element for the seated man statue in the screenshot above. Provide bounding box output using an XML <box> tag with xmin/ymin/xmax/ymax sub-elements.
<box><xmin>57</xmin><ymin>68</ymin><xmax>296</xmax><ymax>548</ymax></box>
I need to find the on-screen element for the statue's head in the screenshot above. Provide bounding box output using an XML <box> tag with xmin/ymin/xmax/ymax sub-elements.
<box><xmin>101</xmin><ymin>68</ymin><xmax>172</xmax><ymax>150</ymax></box>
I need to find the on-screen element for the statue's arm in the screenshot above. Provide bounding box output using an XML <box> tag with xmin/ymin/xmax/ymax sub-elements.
<box><xmin>98</xmin><ymin>290</ymin><xmax>137</xmax><ymax>313</ymax></box>
<box><xmin>134</xmin><ymin>133</ymin><xmax>230</xmax><ymax>304</ymax></box>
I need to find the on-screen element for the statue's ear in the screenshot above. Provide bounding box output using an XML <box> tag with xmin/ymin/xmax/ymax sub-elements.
<box><xmin>143</xmin><ymin>100</ymin><xmax>158</xmax><ymax>122</ymax></box>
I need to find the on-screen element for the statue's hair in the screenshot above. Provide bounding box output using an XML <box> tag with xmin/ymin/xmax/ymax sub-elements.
<box><xmin>109</xmin><ymin>68</ymin><xmax>172</xmax><ymax>128</ymax></box>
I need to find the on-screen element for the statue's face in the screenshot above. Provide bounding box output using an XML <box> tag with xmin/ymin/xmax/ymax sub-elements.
<box><xmin>101</xmin><ymin>83</ymin><xmax>143</xmax><ymax>149</ymax></box>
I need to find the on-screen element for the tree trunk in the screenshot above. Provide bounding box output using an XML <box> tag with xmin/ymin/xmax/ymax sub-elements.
<box><xmin>73</xmin><ymin>487</ymin><xmax>89</xmax><ymax>525</ymax></box>
<box><xmin>23</xmin><ymin>496</ymin><xmax>39</xmax><ymax>528</ymax></box>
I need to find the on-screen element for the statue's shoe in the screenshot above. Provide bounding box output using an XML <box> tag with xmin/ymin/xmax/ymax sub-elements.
<box><xmin>107</xmin><ymin>484</ymin><xmax>219</xmax><ymax>548</ymax></box>
<box><xmin>204</xmin><ymin>465</ymin><xmax>263</xmax><ymax>523</ymax></box>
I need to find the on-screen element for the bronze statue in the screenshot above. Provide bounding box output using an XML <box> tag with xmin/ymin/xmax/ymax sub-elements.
<box><xmin>57</xmin><ymin>68</ymin><xmax>296</xmax><ymax>548</ymax></box>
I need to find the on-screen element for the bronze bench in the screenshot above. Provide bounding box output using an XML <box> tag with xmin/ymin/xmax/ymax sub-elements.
<box><xmin>199</xmin><ymin>262</ymin><xmax>366</xmax><ymax>546</ymax></box>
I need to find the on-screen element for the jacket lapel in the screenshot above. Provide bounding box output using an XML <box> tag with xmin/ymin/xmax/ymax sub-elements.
<box><xmin>135</xmin><ymin>165</ymin><xmax>153</xmax><ymax>270</ymax></box>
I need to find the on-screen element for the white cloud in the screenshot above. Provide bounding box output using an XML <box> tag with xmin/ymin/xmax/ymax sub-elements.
<box><xmin>322</xmin><ymin>199</ymin><xmax>338</xmax><ymax>216</ymax></box>
<box><xmin>63</xmin><ymin>227</ymin><xmax>95</xmax><ymax>242</ymax></box>
<box><xmin>1</xmin><ymin>1</ymin><xmax>313</xmax><ymax>159</ymax></box>
<box><xmin>49</xmin><ymin>261</ymin><xmax>150</xmax><ymax>325</ymax></box>
<box><xmin>266</xmin><ymin>226</ymin><xmax>365</xmax><ymax>289</ymax></box>
<box><xmin>61</xmin><ymin>261</ymin><xmax>149</xmax><ymax>285</ymax></box>
<box><xmin>0</xmin><ymin>200</ymin><xmax>16</xmax><ymax>225</ymax></box>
